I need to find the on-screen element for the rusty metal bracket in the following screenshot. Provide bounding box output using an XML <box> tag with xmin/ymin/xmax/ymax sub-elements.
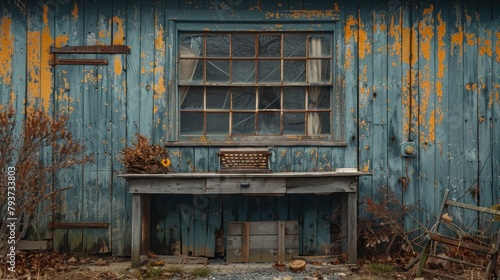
<box><xmin>50</xmin><ymin>45</ymin><xmax>130</xmax><ymax>66</ymax></box>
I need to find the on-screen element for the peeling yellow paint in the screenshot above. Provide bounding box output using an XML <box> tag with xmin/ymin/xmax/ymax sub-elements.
<box><xmin>466</xmin><ymin>33</ymin><xmax>475</xmax><ymax>46</ymax></box>
<box><xmin>28</xmin><ymin>5</ymin><xmax>54</xmax><ymax>111</ymax></box>
<box><xmin>496</xmin><ymin>32</ymin><xmax>500</xmax><ymax>62</ymax></box>
<box><xmin>55</xmin><ymin>34</ymin><xmax>69</xmax><ymax>48</ymax></box>
<box><xmin>402</xmin><ymin>26</ymin><xmax>418</xmax><ymax>66</ymax></box>
<box><xmin>112</xmin><ymin>16</ymin><xmax>125</xmax><ymax>45</ymax></box>
<box><xmin>419</xmin><ymin>5</ymin><xmax>434</xmax><ymax>61</ymax></box>
<box><xmin>451</xmin><ymin>26</ymin><xmax>464</xmax><ymax>57</ymax></box>
<box><xmin>155</xmin><ymin>26</ymin><xmax>165</xmax><ymax>51</ymax></box>
<box><xmin>465</xmin><ymin>83</ymin><xmax>477</xmax><ymax>91</ymax></box>
<box><xmin>479</xmin><ymin>37</ymin><xmax>492</xmax><ymax>57</ymax></box>
<box><xmin>362</xmin><ymin>161</ymin><xmax>370</xmax><ymax>172</ymax></box>
<box><xmin>358</xmin><ymin>19</ymin><xmax>371</xmax><ymax>60</ymax></box>
<box><xmin>72</xmin><ymin>2</ymin><xmax>79</xmax><ymax>21</ymax></box>
<box><xmin>436</xmin><ymin>12</ymin><xmax>446</xmax><ymax>79</ymax></box>
<box><xmin>389</xmin><ymin>14</ymin><xmax>401</xmax><ymax>57</ymax></box>
<box><xmin>114</xmin><ymin>56</ymin><xmax>123</xmax><ymax>76</ymax></box>
<box><xmin>266</xmin><ymin>10</ymin><xmax>339</xmax><ymax>20</ymax></box>
<box><xmin>0</xmin><ymin>16</ymin><xmax>13</xmax><ymax>86</ymax></box>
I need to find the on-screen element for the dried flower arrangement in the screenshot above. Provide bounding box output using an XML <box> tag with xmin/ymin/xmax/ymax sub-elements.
<box><xmin>119</xmin><ymin>133</ymin><xmax>170</xmax><ymax>173</ymax></box>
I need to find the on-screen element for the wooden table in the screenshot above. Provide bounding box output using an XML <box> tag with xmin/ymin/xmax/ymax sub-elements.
<box><xmin>121</xmin><ymin>171</ymin><xmax>366</xmax><ymax>267</ymax></box>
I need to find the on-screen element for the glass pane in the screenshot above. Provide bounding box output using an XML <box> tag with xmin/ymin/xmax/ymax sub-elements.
<box><xmin>258</xmin><ymin>60</ymin><xmax>280</xmax><ymax>83</ymax></box>
<box><xmin>181</xmin><ymin>87</ymin><xmax>204</xmax><ymax>110</ymax></box>
<box><xmin>258</xmin><ymin>113</ymin><xmax>280</xmax><ymax>135</ymax></box>
<box><xmin>179</xmin><ymin>35</ymin><xmax>204</xmax><ymax>57</ymax></box>
<box><xmin>206</xmin><ymin>60</ymin><xmax>230</xmax><ymax>83</ymax></box>
<box><xmin>232</xmin><ymin>87</ymin><xmax>256</xmax><ymax>110</ymax></box>
<box><xmin>207</xmin><ymin>34</ymin><xmax>230</xmax><ymax>57</ymax></box>
<box><xmin>259</xmin><ymin>87</ymin><xmax>280</xmax><ymax>110</ymax></box>
<box><xmin>206</xmin><ymin>87</ymin><xmax>230</xmax><ymax>109</ymax></box>
<box><xmin>283</xmin><ymin>87</ymin><xmax>305</xmax><ymax>109</ymax></box>
<box><xmin>232</xmin><ymin>113</ymin><xmax>255</xmax><ymax>134</ymax></box>
<box><xmin>284</xmin><ymin>60</ymin><xmax>306</xmax><ymax>82</ymax></box>
<box><xmin>284</xmin><ymin>34</ymin><xmax>306</xmax><ymax>57</ymax></box>
<box><xmin>232</xmin><ymin>60</ymin><xmax>255</xmax><ymax>83</ymax></box>
<box><xmin>309</xmin><ymin>35</ymin><xmax>332</xmax><ymax>57</ymax></box>
<box><xmin>307</xmin><ymin>112</ymin><xmax>330</xmax><ymax>135</ymax></box>
<box><xmin>308</xmin><ymin>59</ymin><xmax>331</xmax><ymax>83</ymax></box>
<box><xmin>232</xmin><ymin>34</ymin><xmax>255</xmax><ymax>57</ymax></box>
<box><xmin>307</xmin><ymin>87</ymin><xmax>331</xmax><ymax>109</ymax></box>
<box><xmin>181</xmin><ymin>112</ymin><xmax>204</xmax><ymax>135</ymax></box>
<box><xmin>179</xmin><ymin>59</ymin><xmax>203</xmax><ymax>83</ymax></box>
<box><xmin>258</xmin><ymin>35</ymin><xmax>281</xmax><ymax>57</ymax></box>
<box><xmin>207</xmin><ymin>113</ymin><xmax>229</xmax><ymax>135</ymax></box>
<box><xmin>284</xmin><ymin>113</ymin><xmax>305</xmax><ymax>134</ymax></box>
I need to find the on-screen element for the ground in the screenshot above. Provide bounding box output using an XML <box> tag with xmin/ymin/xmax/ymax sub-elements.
<box><xmin>0</xmin><ymin>251</ymin><xmax>493</xmax><ymax>279</ymax></box>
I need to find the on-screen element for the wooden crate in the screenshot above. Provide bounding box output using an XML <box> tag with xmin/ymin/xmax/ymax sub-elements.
<box><xmin>226</xmin><ymin>221</ymin><xmax>299</xmax><ymax>263</ymax></box>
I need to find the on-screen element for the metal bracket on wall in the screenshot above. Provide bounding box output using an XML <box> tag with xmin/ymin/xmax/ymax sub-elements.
<box><xmin>50</xmin><ymin>45</ymin><xmax>131</xmax><ymax>66</ymax></box>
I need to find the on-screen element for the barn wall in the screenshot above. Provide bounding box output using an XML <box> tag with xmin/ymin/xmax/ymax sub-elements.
<box><xmin>0</xmin><ymin>0</ymin><xmax>499</xmax><ymax>256</ymax></box>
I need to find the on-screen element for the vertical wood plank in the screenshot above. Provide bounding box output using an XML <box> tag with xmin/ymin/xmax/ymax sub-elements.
<box><xmin>477</xmin><ymin>0</ymin><xmax>494</xmax><ymax>231</ymax></box>
<box><xmin>492</xmin><ymin>1</ymin><xmax>500</xmax><ymax>231</ymax></box>
<box><xmin>126</xmin><ymin>0</ymin><xmax>142</xmax><ymax>136</ymax></box>
<box><xmin>433</xmin><ymin>0</ymin><xmax>451</xmax><ymax>228</ymax></box>
<box><xmin>139</xmin><ymin>0</ymin><xmax>155</xmax><ymax>137</ymax></box>
<box><xmin>277</xmin><ymin>221</ymin><xmax>286</xmax><ymax>261</ymax></box>
<box><xmin>462</xmin><ymin>0</ymin><xmax>479</xmax><ymax>227</ymax></box>
<box><xmin>153</xmin><ymin>0</ymin><xmax>168</xmax><ymax>144</ymax></box>
<box><xmin>241</xmin><ymin>222</ymin><xmax>250</xmax><ymax>262</ymax></box>
<box><xmin>387</xmin><ymin>0</ymin><xmax>405</xmax><ymax>209</ymax></box>
<box><xmin>110</xmin><ymin>0</ymin><xmax>129</xmax><ymax>256</ymax></box>
<box><xmin>418</xmin><ymin>0</ymin><xmax>437</xmax><ymax>229</ymax></box>
<box><xmin>141</xmin><ymin>194</ymin><xmax>151</xmax><ymax>254</ymax></box>
<box><xmin>357</xmin><ymin>0</ymin><xmax>374</xmax><ymax>218</ymax></box>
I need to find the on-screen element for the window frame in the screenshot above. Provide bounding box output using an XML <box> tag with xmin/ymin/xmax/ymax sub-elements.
<box><xmin>166</xmin><ymin>10</ymin><xmax>345</xmax><ymax>146</ymax></box>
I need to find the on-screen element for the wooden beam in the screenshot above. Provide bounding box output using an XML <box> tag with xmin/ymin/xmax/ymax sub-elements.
<box><xmin>48</xmin><ymin>222</ymin><xmax>108</xmax><ymax>229</ymax></box>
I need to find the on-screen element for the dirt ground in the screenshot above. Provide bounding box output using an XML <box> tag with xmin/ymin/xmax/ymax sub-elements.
<box><xmin>0</xmin><ymin>251</ymin><xmax>492</xmax><ymax>280</ymax></box>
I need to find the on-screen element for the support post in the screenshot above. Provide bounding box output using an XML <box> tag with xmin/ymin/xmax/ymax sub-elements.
<box><xmin>131</xmin><ymin>194</ymin><xmax>143</xmax><ymax>267</ymax></box>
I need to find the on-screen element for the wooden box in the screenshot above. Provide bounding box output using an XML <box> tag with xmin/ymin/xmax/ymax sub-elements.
<box><xmin>226</xmin><ymin>221</ymin><xmax>299</xmax><ymax>263</ymax></box>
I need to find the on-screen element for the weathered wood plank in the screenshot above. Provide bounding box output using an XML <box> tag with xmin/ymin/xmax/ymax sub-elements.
<box><xmin>227</xmin><ymin>221</ymin><xmax>299</xmax><ymax>235</ymax></box>
<box><xmin>226</xmin><ymin>248</ymin><xmax>299</xmax><ymax>263</ymax></box>
<box><xmin>110</xmin><ymin>0</ymin><xmax>129</xmax><ymax>256</ymax></box>
<box><xmin>357</xmin><ymin>0</ymin><xmax>374</xmax><ymax>219</ymax></box>
<box><xmin>131</xmin><ymin>194</ymin><xmax>142</xmax><ymax>267</ymax></box>
<box><xmin>205</xmin><ymin>195</ymin><xmax>222</xmax><ymax>257</ymax></box>
<box><xmin>302</xmin><ymin>194</ymin><xmax>317</xmax><ymax>255</ymax></box>
<box><xmin>226</xmin><ymin>234</ymin><xmax>299</xmax><ymax>250</ymax></box>
<box><xmin>477</xmin><ymin>0</ymin><xmax>495</xmax><ymax>232</ymax></box>
<box><xmin>206</xmin><ymin>177</ymin><xmax>286</xmax><ymax>194</ymax></box>
<box><xmin>492</xmin><ymin>1</ymin><xmax>500</xmax><ymax>234</ymax></box>
<box><xmin>180</xmin><ymin>195</ymin><xmax>195</xmax><ymax>256</ymax></box>
<box><xmin>418</xmin><ymin>0</ymin><xmax>437</xmax><ymax>232</ymax></box>
<box><xmin>286</xmin><ymin>177</ymin><xmax>356</xmax><ymax>193</ymax></box>
<box><xmin>462</xmin><ymin>0</ymin><xmax>479</xmax><ymax>228</ymax></box>
<box><xmin>126</xmin><ymin>0</ymin><xmax>142</xmax><ymax>136</ymax></box>
<box><xmin>193</xmin><ymin>195</ymin><xmax>208</xmax><ymax>256</ymax></box>
<box><xmin>387</xmin><ymin>0</ymin><xmax>405</xmax><ymax>206</ymax></box>
<box><xmin>139</xmin><ymin>0</ymin><xmax>155</xmax><ymax>137</ymax></box>
<box><xmin>129</xmin><ymin>178</ymin><xmax>207</xmax><ymax>194</ymax></box>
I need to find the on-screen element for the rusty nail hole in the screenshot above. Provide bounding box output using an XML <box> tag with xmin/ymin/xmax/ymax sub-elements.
<box><xmin>351</xmin><ymin>135</ymin><xmax>356</xmax><ymax>140</ymax></box>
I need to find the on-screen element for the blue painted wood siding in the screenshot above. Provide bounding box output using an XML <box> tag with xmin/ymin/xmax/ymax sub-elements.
<box><xmin>0</xmin><ymin>0</ymin><xmax>499</xmax><ymax>256</ymax></box>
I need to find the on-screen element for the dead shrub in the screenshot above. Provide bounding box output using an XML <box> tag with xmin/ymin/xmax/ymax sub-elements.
<box><xmin>0</xmin><ymin>106</ymin><xmax>90</xmax><ymax>254</ymax></box>
<box><xmin>118</xmin><ymin>133</ymin><xmax>170</xmax><ymax>174</ymax></box>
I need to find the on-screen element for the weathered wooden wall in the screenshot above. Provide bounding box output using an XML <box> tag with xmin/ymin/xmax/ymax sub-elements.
<box><xmin>0</xmin><ymin>0</ymin><xmax>499</xmax><ymax>256</ymax></box>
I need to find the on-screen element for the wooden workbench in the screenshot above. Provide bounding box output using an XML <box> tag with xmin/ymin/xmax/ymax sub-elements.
<box><xmin>121</xmin><ymin>171</ymin><xmax>365</xmax><ymax>267</ymax></box>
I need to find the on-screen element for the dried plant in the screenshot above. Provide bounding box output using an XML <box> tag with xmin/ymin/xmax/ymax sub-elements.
<box><xmin>0</xmin><ymin>106</ymin><xmax>91</xmax><ymax>254</ymax></box>
<box><xmin>358</xmin><ymin>186</ymin><xmax>423</xmax><ymax>262</ymax></box>
<box><xmin>119</xmin><ymin>133</ymin><xmax>170</xmax><ymax>174</ymax></box>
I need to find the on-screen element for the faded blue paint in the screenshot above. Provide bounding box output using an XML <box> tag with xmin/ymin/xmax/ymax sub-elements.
<box><xmin>1</xmin><ymin>0</ymin><xmax>499</xmax><ymax>258</ymax></box>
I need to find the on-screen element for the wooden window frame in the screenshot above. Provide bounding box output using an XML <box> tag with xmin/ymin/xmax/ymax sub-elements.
<box><xmin>166</xmin><ymin>10</ymin><xmax>345</xmax><ymax>146</ymax></box>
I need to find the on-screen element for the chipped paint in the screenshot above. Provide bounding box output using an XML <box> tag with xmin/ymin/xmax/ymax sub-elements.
<box><xmin>436</xmin><ymin>11</ymin><xmax>446</xmax><ymax>79</ymax></box>
<box><xmin>419</xmin><ymin>5</ymin><xmax>434</xmax><ymax>61</ymax></box>
<box><xmin>114</xmin><ymin>56</ymin><xmax>123</xmax><ymax>76</ymax></box>
<box><xmin>478</xmin><ymin>30</ymin><xmax>492</xmax><ymax>57</ymax></box>
<box><xmin>266</xmin><ymin>10</ymin><xmax>339</xmax><ymax>20</ymax></box>
<box><xmin>112</xmin><ymin>16</ymin><xmax>125</xmax><ymax>45</ymax></box>
<box><xmin>451</xmin><ymin>26</ymin><xmax>464</xmax><ymax>57</ymax></box>
<box><xmin>27</xmin><ymin>5</ymin><xmax>54</xmax><ymax>111</ymax></box>
<box><xmin>358</xmin><ymin>19</ymin><xmax>370</xmax><ymax>60</ymax></box>
<box><xmin>72</xmin><ymin>2</ymin><xmax>79</xmax><ymax>21</ymax></box>
<box><xmin>389</xmin><ymin>14</ymin><xmax>402</xmax><ymax>57</ymax></box>
<box><xmin>0</xmin><ymin>16</ymin><xmax>13</xmax><ymax>86</ymax></box>
<box><xmin>496</xmin><ymin>32</ymin><xmax>500</xmax><ymax>62</ymax></box>
<box><xmin>55</xmin><ymin>33</ymin><xmax>69</xmax><ymax>48</ymax></box>
<box><xmin>402</xmin><ymin>26</ymin><xmax>418</xmax><ymax>66</ymax></box>
<box><xmin>362</xmin><ymin>160</ymin><xmax>370</xmax><ymax>172</ymax></box>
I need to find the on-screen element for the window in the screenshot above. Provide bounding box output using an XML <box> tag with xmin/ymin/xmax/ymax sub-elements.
<box><xmin>176</xmin><ymin>31</ymin><xmax>343</xmax><ymax>144</ymax></box>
